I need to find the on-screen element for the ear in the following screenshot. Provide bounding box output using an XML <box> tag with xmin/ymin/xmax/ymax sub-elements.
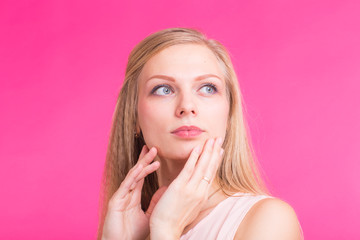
<box><xmin>135</xmin><ymin>123</ymin><xmax>141</xmax><ymax>134</ymax></box>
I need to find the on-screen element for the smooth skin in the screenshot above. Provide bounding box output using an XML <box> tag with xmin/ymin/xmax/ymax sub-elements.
<box><xmin>102</xmin><ymin>145</ymin><xmax>160</xmax><ymax>240</ymax></box>
<box><xmin>149</xmin><ymin>137</ymin><xmax>224</xmax><ymax>239</ymax></box>
<box><xmin>136</xmin><ymin>44</ymin><xmax>229</xmax><ymax>188</ymax></box>
<box><xmin>102</xmin><ymin>137</ymin><xmax>224</xmax><ymax>240</ymax></box>
<box><xmin>234</xmin><ymin>197</ymin><xmax>303</xmax><ymax>239</ymax></box>
<box><xmin>102</xmin><ymin>44</ymin><xmax>302</xmax><ymax>239</ymax></box>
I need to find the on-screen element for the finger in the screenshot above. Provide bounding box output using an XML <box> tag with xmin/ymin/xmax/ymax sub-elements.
<box><xmin>129</xmin><ymin>161</ymin><xmax>160</xmax><ymax>205</ymax></box>
<box><xmin>112</xmin><ymin>147</ymin><xmax>158</xmax><ymax>201</ymax></box>
<box><xmin>134</xmin><ymin>160</ymin><xmax>160</xmax><ymax>182</ymax></box>
<box><xmin>129</xmin><ymin>146</ymin><xmax>157</xmax><ymax>185</ymax></box>
<box><xmin>189</xmin><ymin>138</ymin><xmax>216</xmax><ymax>184</ymax></box>
<box><xmin>125</xmin><ymin>161</ymin><xmax>161</xmax><ymax>208</ymax></box>
<box><xmin>126</xmin><ymin>146</ymin><xmax>147</xmax><ymax>176</ymax></box>
<box><xmin>113</xmin><ymin>164</ymin><xmax>143</xmax><ymax>200</ymax></box>
<box><xmin>195</xmin><ymin>140</ymin><xmax>223</xmax><ymax>196</ymax></box>
<box><xmin>205</xmin><ymin>137</ymin><xmax>223</xmax><ymax>178</ymax></box>
<box><xmin>138</xmin><ymin>147</ymin><xmax>157</xmax><ymax>166</ymax></box>
<box><xmin>131</xmin><ymin>178</ymin><xmax>145</xmax><ymax>204</ymax></box>
<box><xmin>176</xmin><ymin>145</ymin><xmax>202</xmax><ymax>182</ymax></box>
<box><xmin>129</xmin><ymin>160</ymin><xmax>160</xmax><ymax>192</ymax></box>
<box><xmin>202</xmin><ymin>142</ymin><xmax>224</xmax><ymax>188</ymax></box>
<box><xmin>117</xmin><ymin>191</ymin><xmax>133</xmax><ymax>211</ymax></box>
<box><xmin>137</xmin><ymin>145</ymin><xmax>149</xmax><ymax>162</ymax></box>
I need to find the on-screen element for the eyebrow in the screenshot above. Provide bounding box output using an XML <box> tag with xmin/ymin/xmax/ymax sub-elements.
<box><xmin>146</xmin><ymin>74</ymin><xmax>223</xmax><ymax>83</ymax></box>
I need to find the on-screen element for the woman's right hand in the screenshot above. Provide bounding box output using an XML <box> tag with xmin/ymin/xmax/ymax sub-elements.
<box><xmin>101</xmin><ymin>145</ymin><xmax>160</xmax><ymax>240</ymax></box>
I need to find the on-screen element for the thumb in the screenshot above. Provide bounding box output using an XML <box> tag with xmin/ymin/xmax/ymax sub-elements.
<box><xmin>145</xmin><ymin>186</ymin><xmax>167</xmax><ymax>218</ymax></box>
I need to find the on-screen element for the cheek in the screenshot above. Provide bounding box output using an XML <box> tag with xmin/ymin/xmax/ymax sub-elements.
<box><xmin>138</xmin><ymin>100</ymin><xmax>153</xmax><ymax>129</ymax></box>
<box><xmin>137</xmin><ymin>100</ymin><xmax>173</xmax><ymax>149</ymax></box>
<box><xmin>204</xmin><ymin>100</ymin><xmax>229</xmax><ymax>133</ymax></box>
<box><xmin>138</xmin><ymin>99</ymin><xmax>168</xmax><ymax>133</ymax></box>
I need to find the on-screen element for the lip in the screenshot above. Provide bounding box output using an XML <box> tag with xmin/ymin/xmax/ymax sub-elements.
<box><xmin>171</xmin><ymin>125</ymin><xmax>204</xmax><ymax>133</ymax></box>
<box><xmin>171</xmin><ymin>125</ymin><xmax>204</xmax><ymax>138</ymax></box>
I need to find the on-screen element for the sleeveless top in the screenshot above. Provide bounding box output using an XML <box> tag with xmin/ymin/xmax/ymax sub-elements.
<box><xmin>180</xmin><ymin>192</ymin><xmax>273</xmax><ymax>240</ymax></box>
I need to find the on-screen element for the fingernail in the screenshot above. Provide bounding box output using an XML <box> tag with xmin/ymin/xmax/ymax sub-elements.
<box><xmin>208</xmin><ymin>138</ymin><xmax>214</xmax><ymax>146</ymax></box>
<box><xmin>220</xmin><ymin>148</ymin><xmax>224</xmax><ymax>156</ymax></box>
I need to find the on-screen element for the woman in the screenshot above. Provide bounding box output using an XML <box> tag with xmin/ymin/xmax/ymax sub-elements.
<box><xmin>98</xmin><ymin>27</ymin><xmax>303</xmax><ymax>239</ymax></box>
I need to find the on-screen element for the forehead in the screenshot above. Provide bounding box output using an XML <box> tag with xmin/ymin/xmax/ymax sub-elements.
<box><xmin>138</xmin><ymin>44</ymin><xmax>224</xmax><ymax>83</ymax></box>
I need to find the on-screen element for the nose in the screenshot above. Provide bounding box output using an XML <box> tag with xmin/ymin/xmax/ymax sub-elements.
<box><xmin>175</xmin><ymin>91</ymin><xmax>198</xmax><ymax>117</ymax></box>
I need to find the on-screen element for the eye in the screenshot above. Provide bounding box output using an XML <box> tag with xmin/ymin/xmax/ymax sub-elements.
<box><xmin>151</xmin><ymin>84</ymin><xmax>173</xmax><ymax>96</ymax></box>
<box><xmin>199</xmin><ymin>83</ymin><xmax>218</xmax><ymax>95</ymax></box>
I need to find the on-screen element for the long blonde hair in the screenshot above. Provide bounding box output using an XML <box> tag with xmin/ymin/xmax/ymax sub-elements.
<box><xmin>97</xmin><ymin>27</ymin><xmax>269</xmax><ymax>239</ymax></box>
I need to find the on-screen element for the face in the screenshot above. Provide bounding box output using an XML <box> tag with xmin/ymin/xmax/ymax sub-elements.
<box><xmin>137</xmin><ymin>44</ymin><xmax>230</xmax><ymax>162</ymax></box>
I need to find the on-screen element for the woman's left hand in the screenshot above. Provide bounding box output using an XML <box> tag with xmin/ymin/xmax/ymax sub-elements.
<box><xmin>148</xmin><ymin>137</ymin><xmax>224</xmax><ymax>239</ymax></box>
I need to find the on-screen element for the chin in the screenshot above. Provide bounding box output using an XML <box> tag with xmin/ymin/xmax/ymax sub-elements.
<box><xmin>155</xmin><ymin>138</ymin><xmax>205</xmax><ymax>161</ymax></box>
<box><xmin>161</xmin><ymin>146</ymin><xmax>195</xmax><ymax>162</ymax></box>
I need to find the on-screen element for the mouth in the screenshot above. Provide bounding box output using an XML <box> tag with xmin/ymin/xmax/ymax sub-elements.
<box><xmin>171</xmin><ymin>125</ymin><xmax>204</xmax><ymax>138</ymax></box>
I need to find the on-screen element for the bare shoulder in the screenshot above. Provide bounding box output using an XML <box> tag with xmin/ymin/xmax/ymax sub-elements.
<box><xmin>234</xmin><ymin>197</ymin><xmax>303</xmax><ymax>240</ymax></box>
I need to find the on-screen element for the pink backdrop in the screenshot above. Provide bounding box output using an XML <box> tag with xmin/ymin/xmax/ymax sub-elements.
<box><xmin>1</xmin><ymin>0</ymin><xmax>359</xmax><ymax>239</ymax></box>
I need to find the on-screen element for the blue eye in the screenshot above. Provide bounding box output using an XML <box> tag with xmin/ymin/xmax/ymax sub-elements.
<box><xmin>200</xmin><ymin>83</ymin><xmax>218</xmax><ymax>95</ymax></box>
<box><xmin>150</xmin><ymin>83</ymin><xmax>218</xmax><ymax>96</ymax></box>
<box><xmin>151</xmin><ymin>84</ymin><xmax>173</xmax><ymax>96</ymax></box>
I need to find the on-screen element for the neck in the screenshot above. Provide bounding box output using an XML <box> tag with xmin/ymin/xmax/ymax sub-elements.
<box><xmin>155</xmin><ymin>155</ymin><xmax>186</xmax><ymax>187</ymax></box>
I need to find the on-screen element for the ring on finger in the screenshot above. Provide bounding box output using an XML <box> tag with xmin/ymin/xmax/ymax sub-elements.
<box><xmin>202</xmin><ymin>176</ymin><xmax>211</xmax><ymax>184</ymax></box>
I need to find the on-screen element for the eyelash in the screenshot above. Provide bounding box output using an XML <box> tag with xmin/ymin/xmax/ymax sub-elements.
<box><xmin>150</xmin><ymin>83</ymin><xmax>218</xmax><ymax>95</ymax></box>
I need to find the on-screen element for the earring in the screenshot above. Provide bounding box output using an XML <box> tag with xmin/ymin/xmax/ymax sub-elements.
<box><xmin>134</xmin><ymin>131</ymin><xmax>140</xmax><ymax>138</ymax></box>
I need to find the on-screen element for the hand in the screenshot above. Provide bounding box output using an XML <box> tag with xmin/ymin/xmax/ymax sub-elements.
<box><xmin>101</xmin><ymin>145</ymin><xmax>160</xmax><ymax>240</ymax></box>
<box><xmin>149</xmin><ymin>137</ymin><xmax>224</xmax><ymax>239</ymax></box>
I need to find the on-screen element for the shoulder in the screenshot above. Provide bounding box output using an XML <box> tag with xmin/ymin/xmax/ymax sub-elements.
<box><xmin>234</xmin><ymin>197</ymin><xmax>303</xmax><ymax>240</ymax></box>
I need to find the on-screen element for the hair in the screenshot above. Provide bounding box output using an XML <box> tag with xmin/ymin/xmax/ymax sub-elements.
<box><xmin>97</xmin><ymin>27</ymin><xmax>270</xmax><ymax>239</ymax></box>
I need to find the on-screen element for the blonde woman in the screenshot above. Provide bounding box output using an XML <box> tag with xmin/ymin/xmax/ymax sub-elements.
<box><xmin>98</xmin><ymin>28</ymin><xmax>303</xmax><ymax>240</ymax></box>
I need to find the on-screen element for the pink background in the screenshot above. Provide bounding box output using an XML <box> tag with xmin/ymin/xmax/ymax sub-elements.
<box><xmin>1</xmin><ymin>0</ymin><xmax>359</xmax><ymax>239</ymax></box>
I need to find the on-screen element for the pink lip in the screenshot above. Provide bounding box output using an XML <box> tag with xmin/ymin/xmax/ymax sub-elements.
<box><xmin>171</xmin><ymin>125</ymin><xmax>204</xmax><ymax>138</ymax></box>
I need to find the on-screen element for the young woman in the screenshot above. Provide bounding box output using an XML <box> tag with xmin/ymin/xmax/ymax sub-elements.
<box><xmin>98</xmin><ymin>27</ymin><xmax>303</xmax><ymax>240</ymax></box>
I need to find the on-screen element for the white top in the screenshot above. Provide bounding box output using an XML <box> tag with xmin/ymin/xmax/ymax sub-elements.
<box><xmin>180</xmin><ymin>192</ymin><xmax>273</xmax><ymax>240</ymax></box>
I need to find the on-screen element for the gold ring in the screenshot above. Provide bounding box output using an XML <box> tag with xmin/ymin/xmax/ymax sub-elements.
<box><xmin>202</xmin><ymin>176</ymin><xmax>210</xmax><ymax>183</ymax></box>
